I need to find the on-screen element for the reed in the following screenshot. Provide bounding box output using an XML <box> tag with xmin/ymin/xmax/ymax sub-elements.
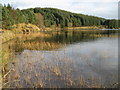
<box><xmin>1</xmin><ymin>30</ymin><xmax>118</xmax><ymax>88</ymax></box>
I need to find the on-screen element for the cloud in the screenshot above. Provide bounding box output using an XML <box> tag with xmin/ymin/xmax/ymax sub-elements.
<box><xmin>0</xmin><ymin>0</ymin><xmax>119</xmax><ymax>19</ymax></box>
<box><xmin>69</xmin><ymin>2</ymin><xmax>118</xmax><ymax>19</ymax></box>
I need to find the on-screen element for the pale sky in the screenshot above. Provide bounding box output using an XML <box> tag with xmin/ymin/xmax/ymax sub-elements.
<box><xmin>1</xmin><ymin>0</ymin><xmax>119</xmax><ymax>19</ymax></box>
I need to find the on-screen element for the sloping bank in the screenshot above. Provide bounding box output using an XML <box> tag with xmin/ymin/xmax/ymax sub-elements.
<box><xmin>2</xmin><ymin>23</ymin><xmax>44</xmax><ymax>43</ymax></box>
<box><xmin>11</xmin><ymin>23</ymin><xmax>44</xmax><ymax>33</ymax></box>
<box><xmin>1</xmin><ymin>30</ymin><xmax>15</xmax><ymax>43</ymax></box>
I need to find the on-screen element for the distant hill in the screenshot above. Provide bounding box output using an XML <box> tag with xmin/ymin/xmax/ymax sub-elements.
<box><xmin>2</xmin><ymin>4</ymin><xmax>119</xmax><ymax>30</ymax></box>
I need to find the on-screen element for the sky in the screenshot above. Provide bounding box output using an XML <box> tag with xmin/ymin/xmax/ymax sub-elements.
<box><xmin>1</xmin><ymin>0</ymin><xmax>119</xmax><ymax>19</ymax></box>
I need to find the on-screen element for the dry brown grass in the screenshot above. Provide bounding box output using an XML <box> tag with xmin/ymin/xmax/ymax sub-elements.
<box><xmin>51</xmin><ymin>66</ymin><xmax>61</xmax><ymax>77</ymax></box>
<box><xmin>1</xmin><ymin>30</ymin><xmax>118</xmax><ymax>88</ymax></box>
<box><xmin>2</xmin><ymin>30</ymin><xmax>15</xmax><ymax>43</ymax></box>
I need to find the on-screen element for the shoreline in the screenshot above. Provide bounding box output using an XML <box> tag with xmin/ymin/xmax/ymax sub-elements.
<box><xmin>44</xmin><ymin>26</ymin><xmax>120</xmax><ymax>31</ymax></box>
<box><xmin>1</xmin><ymin>28</ymin><xmax>119</xmax><ymax>44</ymax></box>
<box><xmin>1</xmin><ymin>23</ymin><xmax>120</xmax><ymax>33</ymax></box>
<box><xmin>1</xmin><ymin>23</ymin><xmax>119</xmax><ymax>43</ymax></box>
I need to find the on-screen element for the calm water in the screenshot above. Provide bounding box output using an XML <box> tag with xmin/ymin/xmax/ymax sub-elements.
<box><xmin>3</xmin><ymin>30</ymin><xmax>118</xmax><ymax>88</ymax></box>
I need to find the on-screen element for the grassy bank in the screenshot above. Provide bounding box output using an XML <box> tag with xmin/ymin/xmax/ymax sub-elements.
<box><xmin>1</xmin><ymin>24</ymin><xmax>119</xmax><ymax>43</ymax></box>
<box><xmin>1</xmin><ymin>30</ymin><xmax>15</xmax><ymax>43</ymax></box>
<box><xmin>11</xmin><ymin>23</ymin><xmax>44</xmax><ymax>33</ymax></box>
<box><xmin>45</xmin><ymin>26</ymin><xmax>106</xmax><ymax>31</ymax></box>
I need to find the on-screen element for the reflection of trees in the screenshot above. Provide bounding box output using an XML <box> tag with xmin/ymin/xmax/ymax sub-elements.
<box><xmin>2</xmin><ymin>30</ymin><xmax>118</xmax><ymax>88</ymax></box>
<box><xmin>6</xmin><ymin>30</ymin><xmax>118</xmax><ymax>53</ymax></box>
<box><xmin>46</xmin><ymin>30</ymin><xmax>117</xmax><ymax>44</ymax></box>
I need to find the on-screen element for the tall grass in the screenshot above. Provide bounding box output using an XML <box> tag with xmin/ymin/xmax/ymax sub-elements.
<box><xmin>1</xmin><ymin>30</ymin><xmax>118</xmax><ymax>88</ymax></box>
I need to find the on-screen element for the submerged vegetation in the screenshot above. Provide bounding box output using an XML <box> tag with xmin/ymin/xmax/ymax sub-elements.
<box><xmin>1</xmin><ymin>30</ymin><xmax>118</xmax><ymax>88</ymax></box>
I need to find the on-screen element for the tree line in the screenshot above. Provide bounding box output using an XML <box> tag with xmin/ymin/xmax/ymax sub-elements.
<box><xmin>2</xmin><ymin>4</ymin><xmax>119</xmax><ymax>29</ymax></box>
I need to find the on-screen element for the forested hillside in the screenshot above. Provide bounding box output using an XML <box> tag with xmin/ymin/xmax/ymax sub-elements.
<box><xmin>2</xmin><ymin>4</ymin><xmax>119</xmax><ymax>30</ymax></box>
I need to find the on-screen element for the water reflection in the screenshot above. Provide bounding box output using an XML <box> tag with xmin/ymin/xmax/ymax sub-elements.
<box><xmin>2</xmin><ymin>30</ymin><xmax>118</xmax><ymax>88</ymax></box>
<box><xmin>8</xmin><ymin>30</ymin><xmax>118</xmax><ymax>52</ymax></box>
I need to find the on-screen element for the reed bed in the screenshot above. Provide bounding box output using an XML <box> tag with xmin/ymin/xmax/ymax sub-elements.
<box><xmin>1</xmin><ymin>30</ymin><xmax>118</xmax><ymax>88</ymax></box>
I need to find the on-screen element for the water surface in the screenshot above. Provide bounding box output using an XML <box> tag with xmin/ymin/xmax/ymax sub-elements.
<box><xmin>3</xmin><ymin>30</ymin><xmax>118</xmax><ymax>88</ymax></box>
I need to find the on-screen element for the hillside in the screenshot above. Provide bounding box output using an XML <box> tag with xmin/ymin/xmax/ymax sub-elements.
<box><xmin>2</xmin><ymin>4</ymin><xmax>119</xmax><ymax>30</ymax></box>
